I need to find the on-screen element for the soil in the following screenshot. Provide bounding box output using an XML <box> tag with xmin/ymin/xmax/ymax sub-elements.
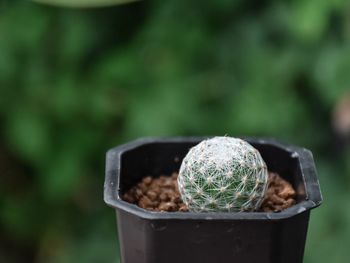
<box><xmin>122</xmin><ymin>172</ymin><xmax>296</xmax><ymax>212</ymax></box>
<box><xmin>260</xmin><ymin>172</ymin><xmax>296</xmax><ymax>212</ymax></box>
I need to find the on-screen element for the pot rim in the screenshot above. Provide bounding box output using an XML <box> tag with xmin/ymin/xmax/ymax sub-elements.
<box><xmin>104</xmin><ymin>137</ymin><xmax>323</xmax><ymax>221</ymax></box>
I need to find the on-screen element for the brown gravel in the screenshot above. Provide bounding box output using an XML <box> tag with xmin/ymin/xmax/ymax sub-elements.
<box><xmin>122</xmin><ymin>172</ymin><xmax>296</xmax><ymax>212</ymax></box>
<box><xmin>260</xmin><ymin>172</ymin><xmax>296</xmax><ymax>212</ymax></box>
<box><xmin>122</xmin><ymin>172</ymin><xmax>189</xmax><ymax>212</ymax></box>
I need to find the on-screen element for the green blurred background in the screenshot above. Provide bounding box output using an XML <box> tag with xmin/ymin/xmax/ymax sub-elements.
<box><xmin>1</xmin><ymin>0</ymin><xmax>350</xmax><ymax>262</ymax></box>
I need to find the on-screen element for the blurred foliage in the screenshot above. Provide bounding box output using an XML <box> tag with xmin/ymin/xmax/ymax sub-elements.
<box><xmin>0</xmin><ymin>0</ymin><xmax>350</xmax><ymax>262</ymax></box>
<box><xmin>32</xmin><ymin>0</ymin><xmax>139</xmax><ymax>8</ymax></box>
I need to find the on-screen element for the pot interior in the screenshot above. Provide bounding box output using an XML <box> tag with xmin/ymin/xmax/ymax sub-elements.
<box><xmin>119</xmin><ymin>139</ymin><xmax>306</xmax><ymax>203</ymax></box>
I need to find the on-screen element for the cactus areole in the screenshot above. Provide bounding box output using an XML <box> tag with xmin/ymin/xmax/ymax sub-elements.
<box><xmin>177</xmin><ymin>137</ymin><xmax>268</xmax><ymax>212</ymax></box>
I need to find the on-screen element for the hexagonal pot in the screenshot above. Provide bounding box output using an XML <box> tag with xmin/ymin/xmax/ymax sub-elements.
<box><xmin>104</xmin><ymin>137</ymin><xmax>322</xmax><ymax>263</ymax></box>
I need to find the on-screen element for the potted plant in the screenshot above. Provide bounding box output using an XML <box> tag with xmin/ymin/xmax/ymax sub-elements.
<box><xmin>104</xmin><ymin>136</ymin><xmax>322</xmax><ymax>263</ymax></box>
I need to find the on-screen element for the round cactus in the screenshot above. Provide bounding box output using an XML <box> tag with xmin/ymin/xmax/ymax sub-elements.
<box><xmin>177</xmin><ymin>137</ymin><xmax>268</xmax><ymax>212</ymax></box>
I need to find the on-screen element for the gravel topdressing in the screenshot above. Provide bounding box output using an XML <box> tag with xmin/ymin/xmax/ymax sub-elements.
<box><xmin>122</xmin><ymin>172</ymin><xmax>296</xmax><ymax>213</ymax></box>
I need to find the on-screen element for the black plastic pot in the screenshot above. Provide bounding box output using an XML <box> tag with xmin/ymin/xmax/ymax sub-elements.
<box><xmin>104</xmin><ymin>137</ymin><xmax>322</xmax><ymax>263</ymax></box>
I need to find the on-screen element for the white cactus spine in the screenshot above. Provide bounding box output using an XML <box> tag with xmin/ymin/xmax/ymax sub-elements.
<box><xmin>177</xmin><ymin>137</ymin><xmax>268</xmax><ymax>212</ymax></box>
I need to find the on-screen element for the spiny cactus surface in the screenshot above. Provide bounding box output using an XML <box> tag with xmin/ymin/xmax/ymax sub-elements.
<box><xmin>177</xmin><ymin>137</ymin><xmax>268</xmax><ymax>212</ymax></box>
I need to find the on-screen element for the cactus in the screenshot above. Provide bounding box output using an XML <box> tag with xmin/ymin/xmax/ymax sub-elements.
<box><xmin>177</xmin><ymin>136</ymin><xmax>268</xmax><ymax>212</ymax></box>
